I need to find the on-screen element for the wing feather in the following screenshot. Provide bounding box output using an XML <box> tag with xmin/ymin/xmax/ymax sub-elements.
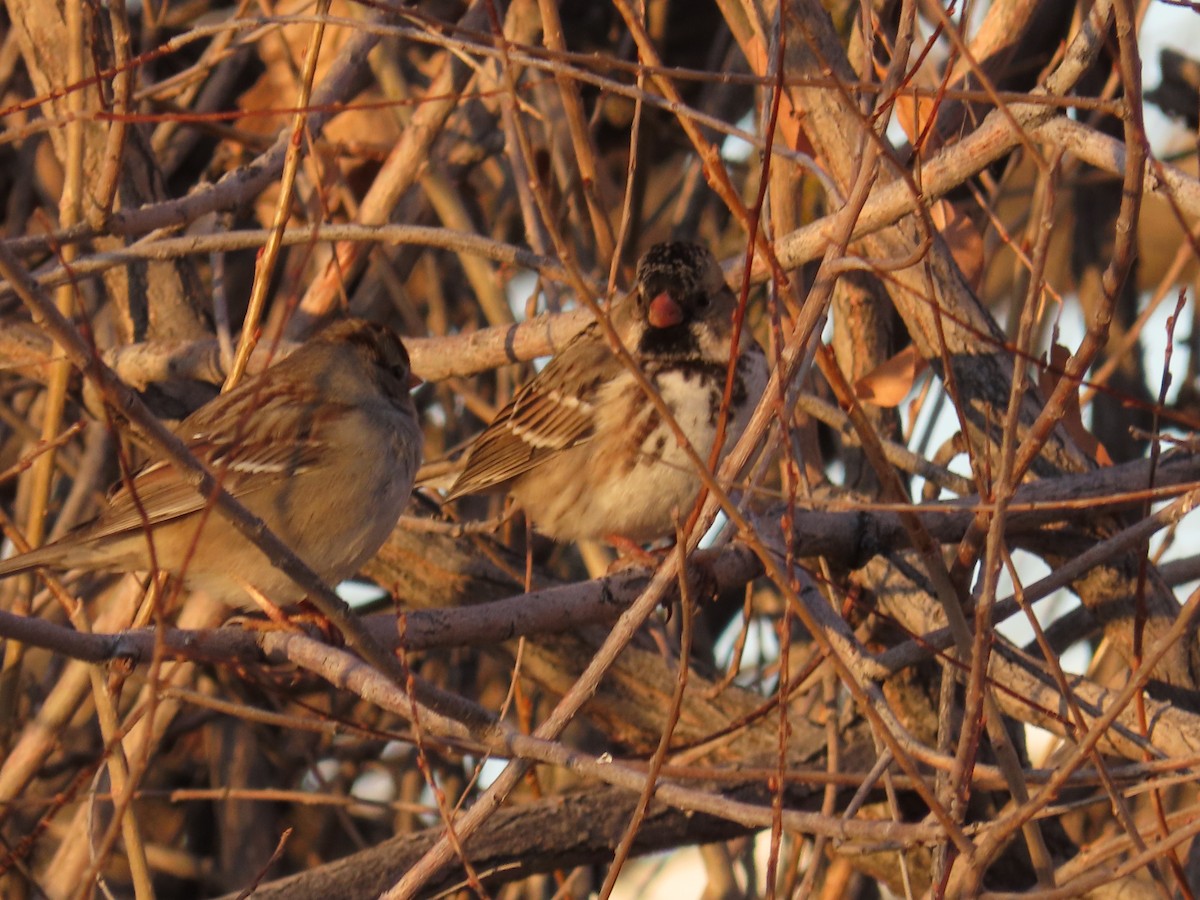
<box><xmin>72</xmin><ymin>384</ymin><xmax>332</xmax><ymax>543</ymax></box>
<box><xmin>446</xmin><ymin>325</ymin><xmax>619</xmax><ymax>498</ymax></box>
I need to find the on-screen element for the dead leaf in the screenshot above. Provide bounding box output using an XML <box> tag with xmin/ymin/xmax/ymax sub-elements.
<box><xmin>931</xmin><ymin>199</ymin><xmax>985</xmax><ymax>291</ymax></box>
<box><xmin>855</xmin><ymin>344</ymin><xmax>927</xmax><ymax>407</ymax></box>
<box><xmin>1037</xmin><ymin>344</ymin><xmax>1113</xmax><ymax>467</ymax></box>
<box><xmin>892</xmin><ymin>89</ymin><xmax>937</xmax><ymax>146</ymax></box>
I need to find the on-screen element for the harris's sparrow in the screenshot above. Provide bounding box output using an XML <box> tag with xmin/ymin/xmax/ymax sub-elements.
<box><xmin>446</xmin><ymin>242</ymin><xmax>767</xmax><ymax>542</ymax></box>
<box><xmin>0</xmin><ymin>319</ymin><xmax>422</xmax><ymax>608</ymax></box>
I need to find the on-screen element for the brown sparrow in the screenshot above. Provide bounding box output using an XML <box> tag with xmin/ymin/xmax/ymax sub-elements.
<box><xmin>446</xmin><ymin>242</ymin><xmax>767</xmax><ymax>542</ymax></box>
<box><xmin>0</xmin><ymin>319</ymin><xmax>422</xmax><ymax>609</ymax></box>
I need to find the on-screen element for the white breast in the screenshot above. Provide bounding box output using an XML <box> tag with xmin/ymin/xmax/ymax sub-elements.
<box><xmin>512</xmin><ymin>362</ymin><xmax>761</xmax><ymax>543</ymax></box>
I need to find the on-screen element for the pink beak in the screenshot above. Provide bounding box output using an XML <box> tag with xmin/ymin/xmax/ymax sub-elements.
<box><xmin>647</xmin><ymin>292</ymin><xmax>684</xmax><ymax>328</ymax></box>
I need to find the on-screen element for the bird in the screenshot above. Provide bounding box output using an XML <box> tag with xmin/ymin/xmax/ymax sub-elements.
<box><xmin>445</xmin><ymin>241</ymin><xmax>767</xmax><ymax>543</ymax></box>
<box><xmin>0</xmin><ymin>318</ymin><xmax>422</xmax><ymax>610</ymax></box>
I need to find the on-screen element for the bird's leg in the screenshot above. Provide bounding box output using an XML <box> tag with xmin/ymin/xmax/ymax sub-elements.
<box><xmin>226</xmin><ymin>582</ymin><xmax>307</xmax><ymax>634</ymax></box>
<box><xmin>603</xmin><ymin>534</ymin><xmax>664</xmax><ymax>570</ymax></box>
<box><xmin>241</xmin><ymin>582</ymin><xmax>296</xmax><ymax>627</ymax></box>
<box><xmin>288</xmin><ymin>599</ymin><xmax>346</xmax><ymax>646</ymax></box>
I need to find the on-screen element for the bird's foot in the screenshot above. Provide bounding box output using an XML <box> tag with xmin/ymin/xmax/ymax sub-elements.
<box><xmin>603</xmin><ymin>535</ymin><xmax>666</xmax><ymax>572</ymax></box>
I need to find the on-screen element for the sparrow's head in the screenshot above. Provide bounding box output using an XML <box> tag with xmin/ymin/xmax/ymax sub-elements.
<box><xmin>635</xmin><ymin>241</ymin><xmax>732</xmax><ymax>331</ymax></box>
<box><xmin>317</xmin><ymin>319</ymin><xmax>418</xmax><ymax>394</ymax></box>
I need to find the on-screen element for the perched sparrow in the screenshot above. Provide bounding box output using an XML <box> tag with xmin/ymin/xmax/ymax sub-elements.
<box><xmin>446</xmin><ymin>242</ymin><xmax>767</xmax><ymax>542</ymax></box>
<box><xmin>0</xmin><ymin>319</ymin><xmax>422</xmax><ymax>609</ymax></box>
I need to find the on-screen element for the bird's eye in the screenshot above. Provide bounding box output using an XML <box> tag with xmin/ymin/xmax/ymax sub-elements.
<box><xmin>695</xmin><ymin>294</ymin><xmax>710</xmax><ymax>309</ymax></box>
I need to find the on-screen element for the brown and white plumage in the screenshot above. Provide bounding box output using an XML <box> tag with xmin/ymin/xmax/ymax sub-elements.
<box><xmin>447</xmin><ymin>242</ymin><xmax>767</xmax><ymax>542</ymax></box>
<box><xmin>0</xmin><ymin>319</ymin><xmax>422</xmax><ymax>608</ymax></box>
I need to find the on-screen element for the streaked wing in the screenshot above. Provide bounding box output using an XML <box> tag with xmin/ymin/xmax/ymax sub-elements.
<box><xmin>77</xmin><ymin>385</ymin><xmax>331</xmax><ymax>542</ymax></box>
<box><xmin>447</xmin><ymin>325</ymin><xmax>617</xmax><ymax>498</ymax></box>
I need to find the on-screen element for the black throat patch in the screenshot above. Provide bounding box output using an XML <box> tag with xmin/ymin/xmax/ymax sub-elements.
<box><xmin>638</xmin><ymin>323</ymin><xmax>700</xmax><ymax>359</ymax></box>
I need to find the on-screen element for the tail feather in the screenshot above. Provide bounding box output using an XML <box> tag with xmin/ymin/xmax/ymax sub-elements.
<box><xmin>0</xmin><ymin>545</ymin><xmax>67</xmax><ymax>579</ymax></box>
